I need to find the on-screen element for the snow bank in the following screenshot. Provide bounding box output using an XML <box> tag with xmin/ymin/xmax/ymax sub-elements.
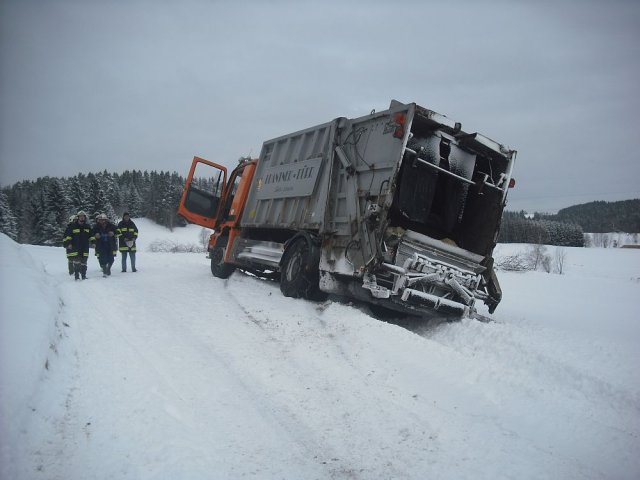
<box><xmin>0</xmin><ymin>234</ymin><xmax>60</xmax><ymax>477</ymax></box>
<box><xmin>132</xmin><ymin>218</ymin><xmax>209</xmax><ymax>253</ymax></box>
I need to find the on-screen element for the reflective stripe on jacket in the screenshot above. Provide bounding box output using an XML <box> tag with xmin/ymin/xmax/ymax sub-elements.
<box><xmin>63</xmin><ymin>222</ymin><xmax>94</xmax><ymax>257</ymax></box>
<box><xmin>117</xmin><ymin>219</ymin><xmax>139</xmax><ymax>252</ymax></box>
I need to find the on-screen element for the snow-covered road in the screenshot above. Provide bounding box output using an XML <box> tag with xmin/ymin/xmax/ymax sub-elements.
<box><xmin>2</xmin><ymin>223</ymin><xmax>639</xmax><ymax>479</ymax></box>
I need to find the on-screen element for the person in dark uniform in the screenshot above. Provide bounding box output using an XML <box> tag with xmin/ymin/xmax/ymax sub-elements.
<box><xmin>117</xmin><ymin>212</ymin><xmax>138</xmax><ymax>272</ymax></box>
<box><xmin>93</xmin><ymin>213</ymin><xmax>118</xmax><ymax>276</ymax></box>
<box><xmin>65</xmin><ymin>214</ymin><xmax>77</xmax><ymax>275</ymax></box>
<box><xmin>63</xmin><ymin>211</ymin><xmax>93</xmax><ymax>280</ymax></box>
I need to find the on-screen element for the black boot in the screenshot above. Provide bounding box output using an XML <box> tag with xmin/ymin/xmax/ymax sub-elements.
<box><xmin>75</xmin><ymin>271</ymin><xmax>80</xmax><ymax>280</ymax></box>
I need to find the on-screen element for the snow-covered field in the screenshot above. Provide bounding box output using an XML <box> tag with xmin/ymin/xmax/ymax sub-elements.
<box><xmin>1</xmin><ymin>219</ymin><xmax>639</xmax><ymax>480</ymax></box>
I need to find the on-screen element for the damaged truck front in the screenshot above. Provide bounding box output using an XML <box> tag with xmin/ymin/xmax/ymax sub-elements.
<box><xmin>178</xmin><ymin>100</ymin><xmax>516</xmax><ymax>320</ymax></box>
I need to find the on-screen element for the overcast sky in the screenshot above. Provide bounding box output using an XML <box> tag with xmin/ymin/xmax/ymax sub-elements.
<box><xmin>1</xmin><ymin>0</ymin><xmax>639</xmax><ymax>212</ymax></box>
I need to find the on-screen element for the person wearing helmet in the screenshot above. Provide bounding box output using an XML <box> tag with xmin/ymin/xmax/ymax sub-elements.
<box><xmin>63</xmin><ymin>211</ymin><xmax>94</xmax><ymax>280</ymax></box>
<box><xmin>117</xmin><ymin>212</ymin><xmax>138</xmax><ymax>272</ymax></box>
<box><xmin>64</xmin><ymin>214</ymin><xmax>78</xmax><ymax>275</ymax></box>
<box><xmin>92</xmin><ymin>213</ymin><xmax>118</xmax><ymax>276</ymax></box>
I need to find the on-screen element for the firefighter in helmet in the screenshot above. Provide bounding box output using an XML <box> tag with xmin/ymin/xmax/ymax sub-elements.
<box><xmin>63</xmin><ymin>211</ymin><xmax>93</xmax><ymax>280</ymax></box>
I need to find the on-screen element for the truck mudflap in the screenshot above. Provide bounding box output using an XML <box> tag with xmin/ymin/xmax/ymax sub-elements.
<box><xmin>358</xmin><ymin>229</ymin><xmax>494</xmax><ymax>319</ymax></box>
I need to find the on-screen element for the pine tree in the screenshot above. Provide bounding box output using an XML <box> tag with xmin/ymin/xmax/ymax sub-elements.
<box><xmin>29</xmin><ymin>189</ymin><xmax>48</xmax><ymax>245</ymax></box>
<box><xmin>0</xmin><ymin>190</ymin><xmax>18</xmax><ymax>240</ymax></box>
<box><xmin>140</xmin><ymin>171</ymin><xmax>152</xmax><ymax>218</ymax></box>
<box><xmin>42</xmin><ymin>178</ymin><xmax>71</xmax><ymax>244</ymax></box>
<box><xmin>67</xmin><ymin>175</ymin><xmax>88</xmax><ymax>215</ymax></box>
<box><xmin>168</xmin><ymin>172</ymin><xmax>185</xmax><ymax>229</ymax></box>
<box><xmin>86</xmin><ymin>173</ymin><xmax>115</xmax><ymax>221</ymax></box>
<box><xmin>10</xmin><ymin>181</ymin><xmax>35</xmax><ymax>244</ymax></box>
<box><xmin>99</xmin><ymin>170</ymin><xmax>120</xmax><ymax>218</ymax></box>
<box><xmin>155</xmin><ymin>171</ymin><xmax>172</xmax><ymax>227</ymax></box>
<box><xmin>122</xmin><ymin>185</ymin><xmax>143</xmax><ymax>217</ymax></box>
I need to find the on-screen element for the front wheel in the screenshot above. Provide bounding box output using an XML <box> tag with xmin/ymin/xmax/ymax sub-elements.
<box><xmin>280</xmin><ymin>239</ymin><xmax>325</xmax><ymax>300</ymax></box>
<box><xmin>210</xmin><ymin>242</ymin><xmax>235</xmax><ymax>279</ymax></box>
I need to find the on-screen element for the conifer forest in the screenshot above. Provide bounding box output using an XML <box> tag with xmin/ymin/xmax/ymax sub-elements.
<box><xmin>0</xmin><ymin>170</ymin><xmax>638</xmax><ymax>248</ymax></box>
<box><xmin>0</xmin><ymin>170</ymin><xmax>186</xmax><ymax>245</ymax></box>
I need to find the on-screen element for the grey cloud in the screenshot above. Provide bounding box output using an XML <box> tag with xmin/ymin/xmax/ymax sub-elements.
<box><xmin>1</xmin><ymin>0</ymin><xmax>639</xmax><ymax>213</ymax></box>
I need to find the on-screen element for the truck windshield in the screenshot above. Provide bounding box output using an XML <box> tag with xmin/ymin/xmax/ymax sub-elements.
<box><xmin>219</xmin><ymin>167</ymin><xmax>244</xmax><ymax>220</ymax></box>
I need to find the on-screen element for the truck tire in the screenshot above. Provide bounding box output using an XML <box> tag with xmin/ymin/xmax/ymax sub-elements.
<box><xmin>210</xmin><ymin>241</ymin><xmax>235</xmax><ymax>279</ymax></box>
<box><xmin>280</xmin><ymin>239</ymin><xmax>324</xmax><ymax>300</ymax></box>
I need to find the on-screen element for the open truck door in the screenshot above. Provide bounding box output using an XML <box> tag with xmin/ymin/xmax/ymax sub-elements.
<box><xmin>177</xmin><ymin>156</ymin><xmax>228</xmax><ymax>229</ymax></box>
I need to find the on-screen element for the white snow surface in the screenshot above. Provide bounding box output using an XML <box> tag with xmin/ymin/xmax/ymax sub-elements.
<box><xmin>1</xmin><ymin>219</ymin><xmax>639</xmax><ymax>479</ymax></box>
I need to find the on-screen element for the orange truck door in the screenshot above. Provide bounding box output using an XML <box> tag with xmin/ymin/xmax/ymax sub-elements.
<box><xmin>177</xmin><ymin>157</ymin><xmax>228</xmax><ymax>229</ymax></box>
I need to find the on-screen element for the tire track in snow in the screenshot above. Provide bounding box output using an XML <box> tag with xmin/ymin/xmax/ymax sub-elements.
<box><xmin>144</xmin><ymin>269</ymin><xmax>413</xmax><ymax>479</ymax></box>
<box><xmin>216</xmin><ymin>276</ymin><xmax>384</xmax><ymax>478</ymax></box>
<box><xmin>54</xmin><ymin>266</ymin><xmax>339</xmax><ymax>478</ymax></box>
<box><xmin>221</xmin><ymin>274</ymin><xmax>444</xmax><ymax>479</ymax></box>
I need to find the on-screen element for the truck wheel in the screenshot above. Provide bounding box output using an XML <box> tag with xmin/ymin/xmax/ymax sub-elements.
<box><xmin>210</xmin><ymin>242</ymin><xmax>235</xmax><ymax>279</ymax></box>
<box><xmin>280</xmin><ymin>239</ymin><xmax>324</xmax><ymax>300</ymax></box>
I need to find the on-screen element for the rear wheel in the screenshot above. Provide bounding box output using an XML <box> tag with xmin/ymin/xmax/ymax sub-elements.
<box><xmin>210</xmin><ymin>239</ymin><xmax>235</xmax><ymax>279</ymax></box>
<box><xmin>280</xmin><ymin>239</ymin><xmax>325</xmax><ymax>300</ymax></box>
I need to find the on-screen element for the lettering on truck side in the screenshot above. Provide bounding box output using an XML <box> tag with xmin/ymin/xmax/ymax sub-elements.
<box><xmin>255</xmin><ymin>156</ymin><xmax>323</xmax><ymax>200</ymax></box>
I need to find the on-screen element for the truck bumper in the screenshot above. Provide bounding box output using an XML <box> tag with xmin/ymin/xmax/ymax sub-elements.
<box><xmin>320</xmin><ymin>230</ymin><xmax>492</xmax><ymax>320</ymax></box>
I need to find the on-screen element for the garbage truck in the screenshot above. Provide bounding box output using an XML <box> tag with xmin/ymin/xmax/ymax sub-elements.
<box><xmin>178</xmin><ymin>100</ymin><xmax>516</xmax><ymax>320</ymax></box>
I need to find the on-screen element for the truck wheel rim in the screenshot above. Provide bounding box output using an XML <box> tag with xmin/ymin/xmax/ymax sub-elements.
<box><xmin>286</xmin><ymin>252</ymin><xmax>302</xmax><ymax>281</ymax></box>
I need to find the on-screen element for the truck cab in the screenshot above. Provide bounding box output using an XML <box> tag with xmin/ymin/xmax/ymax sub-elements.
<box><xmin>178</xmin><ymin>157</ymin><xmax>257</xmax><ymax>277</ymax></box>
